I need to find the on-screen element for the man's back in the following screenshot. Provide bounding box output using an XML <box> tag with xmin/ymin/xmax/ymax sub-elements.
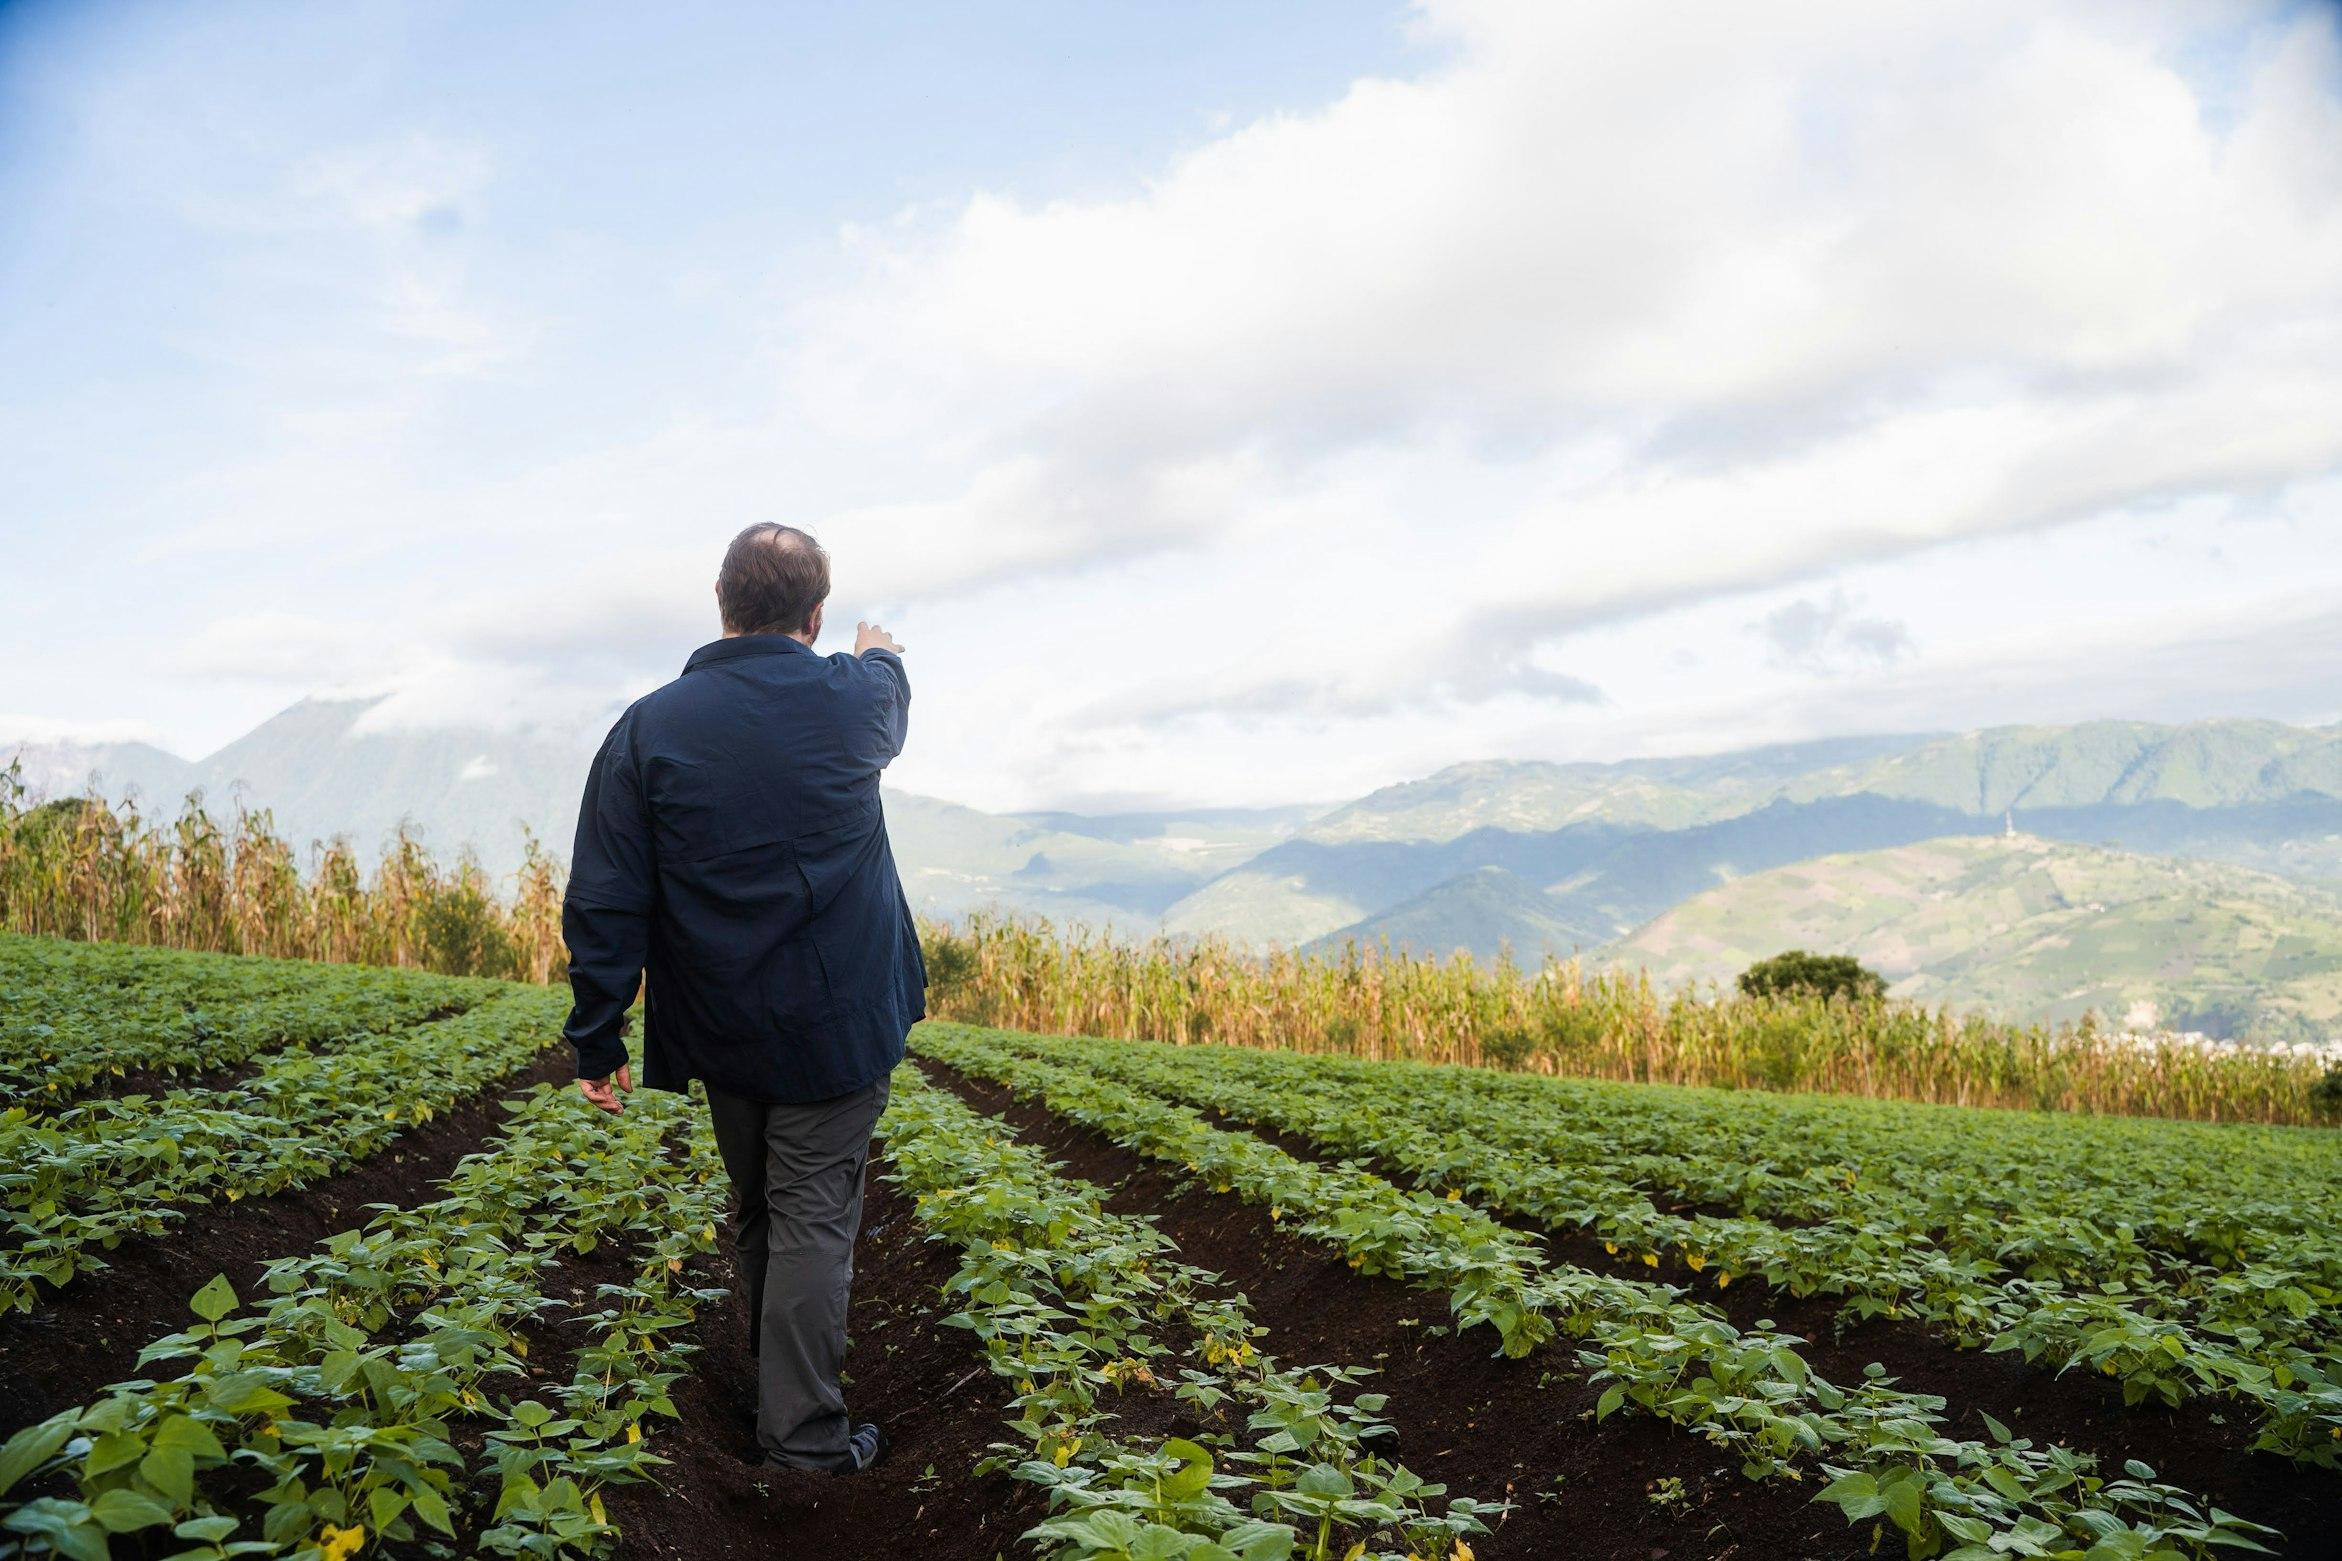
<box><xmin>562</xmin><ymin>631</ymin><xmax>926</xmax><ymax>1103</ymax></box>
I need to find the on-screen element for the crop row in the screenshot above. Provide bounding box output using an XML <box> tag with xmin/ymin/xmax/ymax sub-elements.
<box><xmin>877</xmin><ymin>1066</ymin><xmax>1493</xmax><ymax>1560</ymax></box>
<box><xmin>0</xmin><ymin>1062</ymin><xmax>729</xmax><ymax>1559</ymax></box>
<box><xmin>914</xmin><ymin>1024</ymin><xmax>2282</xmax><ymax>1561</ymax></box>
<box><xmin>0</xmin><ymin>935</ymin><xmax>502</xmax><ymax>1106</ymax></box>
<box><xmin>0</xmin><ymin>986</ymin><xmax>568</xmax><ymax>1315</ymax></box>
<box><xmin>1342</xmin><ymin>1047</ymin><xmax>2342</xmax><ymax>1282</ymax></box>
<box><xmin>1011</xmin><ymin>1028</ymin><xmax>2342</xmax><ymax>1464</ymax></box>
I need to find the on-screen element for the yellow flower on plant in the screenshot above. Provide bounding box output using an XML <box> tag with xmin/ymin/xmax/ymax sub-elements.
<box><xmin>1717</xmin><ymin>1272</ymin><xmax>1731</xmax><ymax>1288</ymax></box>
<box><xmin>1603</xmin><ymin>1242</ymin><xmax>1617</xmax><ymax>1256</ymax></box>
<box><xmin>1445</xmin><ymin>1189</ymin><xmax>1460</xmax><ymax>1202</ymax></box>
<box><xmin>1642</xmin><ymin>1253</ymin><xmax>1658</xmax><ymax>1268</ymax></box>
<box><xmin>1686</xmin><ymin>1254</ymin><xmax>1706</xmax><ymax>1272</ymax></box>
<box><xmin>626</xmin><ymin>1423</ymin><xmax>642</xmax><ymax>1444</ymax></box>
<box><xmin>1455</xmin><ymin>1543</ymin><xmax>1476</xmax><ymax>1561</ymax></box>
<box><xmin>1052</xmin><ymin>1436</ymin><xmax>1080</xmax><ymax>1468</ymax></box>
<box><xmin>319</xmin><ymin>1523</ymin><xmax>366</xmax><ymax>1560</ymax></box>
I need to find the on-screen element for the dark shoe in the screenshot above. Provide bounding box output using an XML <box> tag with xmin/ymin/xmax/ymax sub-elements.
<box><xmin>834</xmin><ymin>1422</ymin><xmax>889</xmax><ymax>1475</ymax></box>
<box><xmin>756</xmin><ymin>1424</ymin><xmax>888</xmax><ymax>1480</ymax></box>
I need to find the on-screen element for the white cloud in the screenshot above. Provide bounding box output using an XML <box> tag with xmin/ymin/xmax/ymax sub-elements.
<box><xmin>0</xmin><ymin>715</ymin><xmax>170</xmax><ymax>747</ymax></box>
<box><xmin>731</xmin><ymin>0</ymin><xmax>2342</xmax><ymax>758</ymax></box>
<box><xmin>17</xmin><ymin>0</ymin><xmax>2342</xmax><ymax>810</ymax></box>
<box><xmin>1755</xmin><ymin>592</ymin><xmax>1914</xmax><ymax>675</ymax></box>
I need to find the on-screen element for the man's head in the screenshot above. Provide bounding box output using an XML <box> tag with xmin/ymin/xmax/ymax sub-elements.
<box><xmin>716</xmin><ymin>523</ymin><xmax>830</xmax><ymax>642</ymax></box>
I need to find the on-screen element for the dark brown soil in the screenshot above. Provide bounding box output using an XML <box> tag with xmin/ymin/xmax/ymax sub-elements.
<box><xmin>599</xmin><ymin>1164</ymin><xmax>1041</xmax><ymax>1559</ymax></box>
<box><xmin>6</xmin><ymin>1057</ymin><xmax>266</xmax><ymax>1114</ymax></box>
<box><xmin>929</xmin><ymin>1061</ymin><xmax>2342</xmax><ymax>1561</ymax></box>
<box><xmin>1217</xmin><ymin>1101</ymin><xmax>2342</xmax><ymax>1550</ymax></box>
<box><xmin>0</xmin><ymin>1046</ymin><xmax>573</xmax><ymax>1433</ymax></box>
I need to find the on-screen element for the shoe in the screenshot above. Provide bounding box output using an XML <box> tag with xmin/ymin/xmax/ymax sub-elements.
<box><xmin>834</xmin><ymin>1422</ymin><xmax>889</xmax><ymax>1475</ymax></box>
<box><xmin>755</xmin><ymin>1424</ymin><xmax>889</xmax><ymax>1479</ymax></box>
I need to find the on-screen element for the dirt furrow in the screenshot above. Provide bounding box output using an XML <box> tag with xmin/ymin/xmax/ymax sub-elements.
<box><xmin>599</xmin><ymin>1157</ymin><xmax>1038</xmax><ymax>1559</ymax></box>
<box><xmin>1192</xmin><ymin>1087</ymin><xmax>2338</xmax><ymax>1546</ymax></box>
<box><xmin>0</xmin><ymin>1045</ymin><xmax>571</xmax><ymax>1432</ymax></box>
<box><xmin>927</xmin><ymin>1059</ymin><xmax>2334</xmax><ymax>1560</ymax></box>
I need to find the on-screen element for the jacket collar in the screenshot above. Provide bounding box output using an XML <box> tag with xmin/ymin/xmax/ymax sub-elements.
<box><xmin>683</xmin><ymin>634</ymin><xmax>816</xmax><ymax>674</ymax></box>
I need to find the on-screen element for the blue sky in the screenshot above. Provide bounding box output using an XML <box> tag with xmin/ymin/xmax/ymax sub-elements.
<box><xmin>5</xmin><ymin>0</ymin><xmax>2342</xmax><ymax>811</ymax></box>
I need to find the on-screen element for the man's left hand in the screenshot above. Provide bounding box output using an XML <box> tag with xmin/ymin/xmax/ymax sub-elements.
<box><xmin>580</xmin><ymin>1064</ymin><xmax>633</xmax><ymax>1114</ymax></box>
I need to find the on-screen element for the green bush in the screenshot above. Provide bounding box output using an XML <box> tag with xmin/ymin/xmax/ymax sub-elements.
<box><xmin>923</xmin><ymin>934</ymin><xmax>978</xmax><ymax>1000</ymax></box>
<box><xmin>1479</xmin><ymin>1023</ymin><xmax>1535</xmax><ymax>1070</ymax></box>
<box><xmin>2312</xmin><ymin>1064</ymin><xmax>2342</xmax><ymax>1121</ymax></box>
<box><xmin>1737</xmin><ymin>949</ymin><xmax>1887</xmax><ymax>1005</ymax></box>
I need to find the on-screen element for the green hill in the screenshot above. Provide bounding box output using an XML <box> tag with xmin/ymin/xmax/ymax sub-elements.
<box><xmin>1158</xmin><ymin>720</ymin><xmax>2342</xmax><ymax>950</ymax></box>
<box><xmin>1600</xmin><ymin>834</ymin><xmax>2342</xmax><ymax>1043</ymax></box>
<box><xmin>1307</xmin><ymin>865</ymin><xmax>1607</xmax><ymax>964</ymax></box>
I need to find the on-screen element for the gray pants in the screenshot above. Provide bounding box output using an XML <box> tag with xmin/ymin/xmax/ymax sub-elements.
<box><xmin>705</xmin><ymin>1074</ymin><xmax>892</xmax><ymax>1470</ymax></box>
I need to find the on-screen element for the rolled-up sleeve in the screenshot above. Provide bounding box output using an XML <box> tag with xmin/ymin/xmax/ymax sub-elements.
<box><xmin>852</xmin><ymin>648</ymin><xmax>911</xmax><ymax>769</ymax></box>
<box><xmin>562</xmin><ymin>717</ymin><xmax>655</xmax><ymax>1079</ymax></box>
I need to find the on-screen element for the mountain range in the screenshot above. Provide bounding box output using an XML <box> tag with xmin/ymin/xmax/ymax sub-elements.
<box><xmin>11</xmin><ymin>704</ymin><xmax>2342</xmax><ymax>1038</ymax></box>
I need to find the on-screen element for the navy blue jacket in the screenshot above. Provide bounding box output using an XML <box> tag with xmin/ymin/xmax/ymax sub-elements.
<box><xmin>561</xmin><ymin>634</ymin><xmax>926</xmax><ymax>1103</ymax></box>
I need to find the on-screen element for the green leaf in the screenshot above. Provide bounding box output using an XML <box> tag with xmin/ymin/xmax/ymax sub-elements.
<box><xmin>411</xmin><ymin>1487</ymin><xmax>456</xmax><ymax>1537</ymax></box>
<box><xmin>189</xmin><ymin>1274</ymin><xmax>238</xmax><ymax>1323</ymax></box>
<box><xmin>90</xmin><ymin>1487</ymin><xmax>176</xmax><ymax>1534</ymax></box>
<box><xmin>152</xmin><ymin>1416</ymin><xmax>228</xmax><ymax>1460</ymax></box>
<box><xmin>1816</xmin><ymin>1471</ymin><xmax>1887</xmax><ymax>1521</ymax></box>
<box><xmin>1161</xmin><ymin>1437</ymin><xmax>1214</xmax><ymax>1501</ymax></box>
<box><xmin>368</xmin><ymin>1485</ymin><xmax>408</xmax><ymax>1532</ymax></box>
<box><xmin>1595</xmin><ymin>1385</ymin><xmax>1625</xmax><ymax>1421</ymax></box>
<box><xmin>1882</xmin><ymin>1477</ymin><xmax>1923</xmax><ymax>1534</ymax></box>
<box><xmin>0</xmin><ymin>1413</ymin><xmax>77</xmax><ymax>1498</ymax></box>
<box><xmin>1</xmin><ymin>1498</ymin><xmax>113</xmax><ymax>1561</ymax></box>
<box><xmin>140</xmin><ymin>1445</ymin><xmax>196</xmax><ymax>1506</ymax></box>
<box><xmin>172</xmin><ymin>1515</ymin><xmax>242</xmax><ymax>1541</ymax></box>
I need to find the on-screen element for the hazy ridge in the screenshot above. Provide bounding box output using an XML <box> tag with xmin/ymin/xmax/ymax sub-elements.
<box><xmin>12</xmin><ymin>707</ymin><xmax>2342</xmax><ymax>1038</ymax></box>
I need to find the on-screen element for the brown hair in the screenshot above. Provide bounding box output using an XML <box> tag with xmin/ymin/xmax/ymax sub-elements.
<box><xmin>716</xmin><ymin>524</ymin><xmax>830</xmax><ymax>636</ymax></box>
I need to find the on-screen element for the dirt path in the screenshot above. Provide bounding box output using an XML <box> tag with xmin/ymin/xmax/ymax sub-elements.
<box><xmin>600</xmin><ymin>1167</ymin><xmax>1040</xmax><ymax>1560</ymax></box>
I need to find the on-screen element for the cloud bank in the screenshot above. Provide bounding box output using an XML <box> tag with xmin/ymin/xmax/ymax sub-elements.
<box><xmin>7</xmin><ymin>0</ymin><xmax>2342</xmax><ymax>809</ymax></box>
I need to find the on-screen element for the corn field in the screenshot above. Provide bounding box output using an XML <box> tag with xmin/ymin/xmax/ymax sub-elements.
<box><xmin>0</xmin><ymin>765</ymin><xmax>565</xmax><ymax>982</ymax></box>
<box><xmin>4</xmin><ymin>766</ymin><xmax>2334</xmax><ymax>1125</ymax></box>
<box><xmin>920</xmin><ymin>916</ymin><xmax>2342</xmax><ymax>1127</ymax></box>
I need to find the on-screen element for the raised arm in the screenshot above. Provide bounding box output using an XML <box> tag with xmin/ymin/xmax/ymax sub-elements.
<box><xmin>563</xmin><ymin>715</ymin><xmax>655</xmax><ymax>1105</ymax></box>
<box><xmin>852</xmin><ymin>620</ymin><xmax>910</xmax><ymax>769</ymax></box>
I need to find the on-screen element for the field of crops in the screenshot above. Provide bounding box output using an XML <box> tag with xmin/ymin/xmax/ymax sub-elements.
<box><xmin>3</xmin><ymin>933</ymin><xmax>2337</xmax><ymax>1560</ymax></box>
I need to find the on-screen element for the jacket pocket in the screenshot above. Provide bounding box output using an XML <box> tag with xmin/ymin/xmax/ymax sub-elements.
<box><xmin>763</xmin><ymin>934</ymin><xmax>835</xmax><ymax>1028</ymax></box>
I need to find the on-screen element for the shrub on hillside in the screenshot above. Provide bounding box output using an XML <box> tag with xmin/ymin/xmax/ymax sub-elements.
<box><xmin>2313</xmin><ymin>1064</ymin><xmax>2342</xmax><ymax>1121</ymax></box>
<box><xmin>1737</xmin><ymin>949</ymin><xmax>1888</xmax><ymax>1005</ymax></box>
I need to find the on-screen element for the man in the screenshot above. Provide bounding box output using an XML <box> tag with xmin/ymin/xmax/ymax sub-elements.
<box><xmin>560</xmin><ymin>522</ymin><xmax>926</xmax><ymax>1479</ymax></box>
